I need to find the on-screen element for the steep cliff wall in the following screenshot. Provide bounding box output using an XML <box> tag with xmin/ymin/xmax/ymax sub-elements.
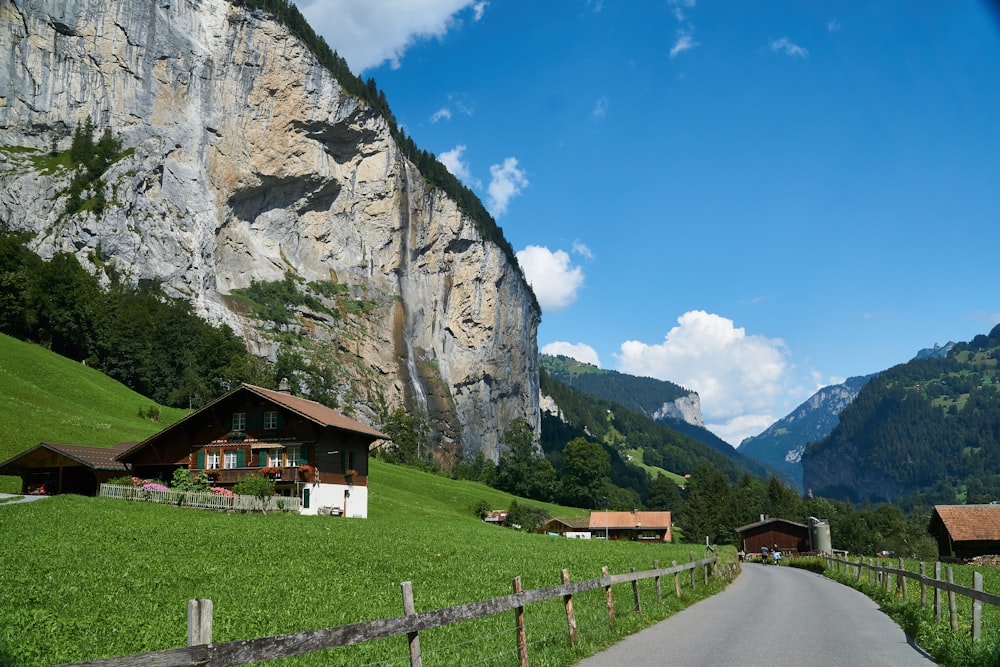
<box><xmin>0</xmin><ymin>0</ymin><xmax>540</xmax><ymax>463</ymax></box>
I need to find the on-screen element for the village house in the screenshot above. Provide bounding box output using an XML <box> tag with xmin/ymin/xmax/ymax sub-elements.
<box><xmin>0</xmin><ymin>383</ymin><xmax>387</xmax><ymax>518</ymax></box>
<box><xmin>588</xmin><ymin>510</ymin><xmax>672</xmax><ymax>542</ymax></box>
<box><xmin>928</xmin><ymin>504</ymin><xmax>1000</xmax><ymax>561</ymax></box>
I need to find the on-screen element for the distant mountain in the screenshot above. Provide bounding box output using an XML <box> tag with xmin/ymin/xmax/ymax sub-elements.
<box><xmin>738</xmin><ymin>375</ymin><xmax>875</xmax><ymax>492</ymax></box>
<box><xmin>540</xmin><ymin>355</ymin><xmax>702</xmax><ymax>425</ymax></box>
<box><xmin>539</xmin><ymin>356</ymin><xmax>775</xmax><ymax>483</ymax></box>
<box><xmin>914</xmin><ymin>342</ymin><xmax>956</xmax><ymax>360</ymax></box>
<box><xmin>802</xmin><ymin>325</ymin><xmax>1000</xmax><ymax>505</ymax></box>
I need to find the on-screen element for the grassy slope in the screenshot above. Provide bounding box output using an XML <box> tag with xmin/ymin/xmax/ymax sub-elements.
<box><xmin>0</xmin><ymin>333</ymin><xmax>189</xmax><ymax>491</ymax></box>
<box><xmin>0</xmin><ymin>335</ymin><xmax>735</xmax><ymax>666</ymax></box>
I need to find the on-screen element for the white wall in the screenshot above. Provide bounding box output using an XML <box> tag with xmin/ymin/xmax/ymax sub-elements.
<box><xmin>299</xmin><ymin>481</ymin><xmax>368</xmax><ymax>518</ymax></box>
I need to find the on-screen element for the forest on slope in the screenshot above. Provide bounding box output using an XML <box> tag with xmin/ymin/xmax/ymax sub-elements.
<box><xmin>802</xmin><ymin>324</ymin><xmax>1000</xmax><ymax>506</ymax></box>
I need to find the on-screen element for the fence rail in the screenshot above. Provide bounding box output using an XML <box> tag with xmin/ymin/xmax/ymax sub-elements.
<box><xmin>823</xmin><ymin>555</ymin><xmax>996</xmax><ymax>642</ymax></box>
<box><xmin>57</xmin><ymin>553</ymin><xmax>725</xmax><ymax>667</ymax></box>
<box><xmin>98</xmin><ymin>484</ymin><xmax>301</xmax><ymax>513</ymax></box>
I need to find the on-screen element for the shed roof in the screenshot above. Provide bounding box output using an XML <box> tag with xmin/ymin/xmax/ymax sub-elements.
<box><xmin>734</xmin><ymin>517</ymin><xmax>808</xmax><ymax>533</ymax></box>
<box><xmin>0</xmin><ymin>441</ymin><xmax>135</xmax><ymax>473</ymax></box>
<box><xmin>546</xmin><ymin>516</ymin><xmax>591</xmax><ymax>531</ymax></box>
<box><xmin>931</xmin><ymin>505</ymin><xmax>1000</xmax><ymax>542</ymax></box>
<box><xmin>589</xmin><ymin>511</ymin><xmax>671</xmax><ymax>530</ymax></box>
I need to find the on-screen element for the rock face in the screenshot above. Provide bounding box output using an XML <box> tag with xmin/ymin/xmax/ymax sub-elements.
<box><xmin>0</xmin><ymin>0</ymin><xmax>540</xmax><ymax>464</ymax></box>
<box><xmin>653</xmin><ymin>394</ymin><xmax>703</xmax><ymax>427</ymax></box>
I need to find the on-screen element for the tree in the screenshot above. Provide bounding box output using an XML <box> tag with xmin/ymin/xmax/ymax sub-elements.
<box><xmin>379</xmin><ymin>407</ymin><xmax>430</xmax><ymax>465</ymax></box>
<box><xmin>646</xmin><ymin>474</ymin><xmax>685</xmax><ymax>514</ymax></box>
<box><xmin>557</xmin><ymin>437</ymin><xmax>611</xmax><ymax>508</ymax></box>
<box><xmin>683</xmin><ymin>464</ymin><xmax>734</xmax><ymax>545</ymax></box>
<box><xmin>496</xmin><ymin>418</ymin><xmax>556</xmax><ymax>501</ymax></box>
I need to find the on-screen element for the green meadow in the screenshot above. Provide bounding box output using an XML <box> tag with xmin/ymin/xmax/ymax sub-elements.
<box><xmin>0</xmin><ymin>332</ymin><xmax>734</xmax><ymax>666</ymax></box>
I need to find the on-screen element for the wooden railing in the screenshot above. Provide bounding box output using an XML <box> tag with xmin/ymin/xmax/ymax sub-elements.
<box><xmin>56</xmin><ymin>552</ymin><xmax>727</xmax><ymax>667</ymax></box>
<box><xmin>98</xmin><ymin>484</ymin><xmax>301</xmax><ymax>513</ymax></box>
<box><xmin>823</xmin><ymin>555</ymin><xmax>1000</xmax><ymax>642</ymax></box>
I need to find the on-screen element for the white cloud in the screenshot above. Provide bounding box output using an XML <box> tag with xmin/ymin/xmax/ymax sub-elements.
<box><xmin>295</xmin><ymin>0</ymin><xmax>484</xmax><ymax>73</ymax></box>
<box><xmin>516</xmin><ymin>245</ymin><xmax>584</xmax><ymax>313</ymax></box>
<box><xmin>769</xmin><ymin>37</ymin><xmax>808</xmax><ymax>59</ymax></box>
<box><xmin>670</xmin><ymin>31</ymin><xmax>698</xmax><ymax>58</ymax></box>
<box><xmin>541</xmin><ymin>342</ymin><xmax>601</xmax><ymax>368</ymax></box>
<box><xmin>613</xmin><ymin>311</ymin><xmax>801</xmax><ymax>445</ymax></box>
<box><xmin>572</xmin><ymin>241</ymin><xmax>594</xmax><ymax>260</ymax></box>
<box><xmin>592</xmin><ymin>96</ymin><xmax>609</xmax><ymax>120</ymax></box>
<box><xmin>827</xmin><ymin>19</ymin><xmax>841</xmax><ymax>32</ymax></box>
<box><xmin>438</xmin><ymin>145</ymin><xmax>472</xmax><ymax>182</ymax></box>
<box><xmin>668</xmin><ymin>0</ymin><xmax>696</xmax><ymax>22</ymax></box>
<box><xmin>487</xmin><ymin>157</ymin><xmax>528</xmax><ymax>217</ymax></box>
<box><xmin>430</xmin><ymin>107</ymin><xmax>452</xmax><ymax>123</ymax></box>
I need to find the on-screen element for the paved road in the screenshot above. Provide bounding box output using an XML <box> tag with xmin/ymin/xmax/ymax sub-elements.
<box><xmin>575</xmin><ymin>562</ymin><xmax>936</xmax><ymax>666</ymax></box>
<box><xmin>0</xmin><ymin>493</ymin><xmax>48</xmax><ymax>505</ymax></box>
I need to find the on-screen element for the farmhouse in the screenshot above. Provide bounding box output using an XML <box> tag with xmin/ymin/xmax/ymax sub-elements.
<box><xmin>735</xmin><ymin>517</ymin><xmax>811</xmax><ymax>557</ymax></box>
<box><xmin>588</xmin><ymin>510</ymin><xmax>672</xmax><ymax>542</ymax></box>
<box><xmin>0</xmin><ymin>383</ymin><xmax>388</xmax><ymax>518</ymax></box>
<box><xmin>543</xmin><ymin>516</ymin><xmax>592</xmax><ymax>538</ymax></box>
<box><xmin>928</xmin><ymin>504</ymin><xmax>1000</xmax><ymax>560</ymax></box>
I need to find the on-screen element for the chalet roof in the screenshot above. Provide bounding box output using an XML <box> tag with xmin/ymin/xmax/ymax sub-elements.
<box><xmin>546</xmin><ymin>516</ymin><xmax>591</xmax><ymax>531</ymax></box>
<box><xmin>931</xmin><ymin>505</ymin><xmax>1000</xmax><ymax>542</ymax></box>
<box><xmin>0</xmin><ymin>441</ymin><xmax>135</xmax><ymax>472</ymax></box>
<box><xmin>734</xmin><ymin>517</ymin><xmax>808</xmax><ymax>533</ymax></box>
<box><xmin>589</xmin><ymin>511</ymin><xmax>671</xmax><ymax>530</ymax></box>
<box><xmin>118</xmin><ymin>383</ymin><xmax>388</xmax><ymax>460</ymax></box>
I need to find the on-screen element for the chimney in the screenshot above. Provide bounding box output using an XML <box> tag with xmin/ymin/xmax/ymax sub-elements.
<box><xmin>278</xmin><ymin>377</ymin><xmax>291</xmax><ymax>393</ymax></box>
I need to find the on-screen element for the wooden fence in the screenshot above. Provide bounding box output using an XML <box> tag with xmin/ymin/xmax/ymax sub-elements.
<box><xmin>824</xmin><ymin>555</ymin><xmax>1000</xmax><ymax>642</ymax></box>
<box><xmin>98</xmin><ymin>483</ymin><xmax>301</xmax><ymax>513</ymax></box>
<box><xmin>57</xmin><ymin>552</ymin><xmax>726</xmax><ymax>667</ymax></box>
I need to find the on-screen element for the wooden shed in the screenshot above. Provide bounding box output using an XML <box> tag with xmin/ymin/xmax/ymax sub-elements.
<box><xmin>929</xmin><ymin>504</ymin><xmax>1000</xmax><ymax>560</ymax></box>
<box><xmin>0</xmin><ymin>442</ymin><xmax>134</xmax><ymax>496</ymax></box>
<box><xmin>735</xmin><ymin>517</ymin><xmax>810</xmax><ymax>557</ymax></box>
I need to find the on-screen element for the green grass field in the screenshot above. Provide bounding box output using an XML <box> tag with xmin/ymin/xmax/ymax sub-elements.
<box><xmin>0</xmin><ymin>333</ymin><xmax>188</xmax><ymax>491</ymax></box>
<box><xmin>0</xmin><ymin>332</ymin><xmax>735</xmax><ymax>666</ymax></box>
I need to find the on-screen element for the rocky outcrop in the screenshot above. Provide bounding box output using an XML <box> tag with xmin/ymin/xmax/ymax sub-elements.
<box><xmin>0</xmin><ymin>0</ymin><xmax>540</xmax><ymax>463</ymax></box>
<box><xmin>653</xmin><ymin>393</ymin><xmax>703</xmax><ymax>427</ymax></box>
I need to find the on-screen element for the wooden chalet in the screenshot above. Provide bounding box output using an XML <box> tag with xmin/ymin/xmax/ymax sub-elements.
<box><xmin>543</xmin><ymin>516</ymin><xmax>592</xmax><ymax>538</ymax></box>
<box><xmin>0</xmin><ymin>442</ymin><xmax>134</xmax><ymax>496</ymax></box>
<box><xmin>735</xmin><ymin>517</ymin><xmax>810</xmax><ymax>557</ymax></box>
<box><xmin>929</xmin><ymin>504</ymin><xmax>1000</xmax><ymax>560</ymax></box>
<box><xmin>588</xmin><ymin>510</ymin><xmax>672</xmax><ymax>542</ymax></box>
<box><xmin>117</xmin><ymin>383</ymin><xmax>388</xmax><ymax>517</ymax></box>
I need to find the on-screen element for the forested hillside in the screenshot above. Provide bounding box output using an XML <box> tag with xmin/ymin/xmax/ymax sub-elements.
<box><xmin>541</xmin><ymin>354</ymin><xmax>691</xmax><ymax>414</ymax></box>
<box><xmin>802</xmin><ymin>324</ymin><xmax>1000</xmax><ymax>506</ymax></box>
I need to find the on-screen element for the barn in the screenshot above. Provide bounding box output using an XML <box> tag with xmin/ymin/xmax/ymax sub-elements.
<box><xmin>735</xmin><ymin>517</ymin><xmax>811</xmax><ymax>557</ymax></box>
<box><xmin>929</xmin><ymin>504</ymin><xmax>1000</xmax><ymax>561</ymax></box>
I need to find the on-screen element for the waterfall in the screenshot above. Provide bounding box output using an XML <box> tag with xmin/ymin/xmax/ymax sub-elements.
<box><xmin>399</xmin><ymin>160</ymin><xmax>429</xmax><ymax>419</ymax></box>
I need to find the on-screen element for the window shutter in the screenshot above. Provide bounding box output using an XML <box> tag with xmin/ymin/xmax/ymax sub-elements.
<box><xmin>302</xmin><ymin>488</ymin><xmax>310</xmax><ymax>509</ymax></box>
<box><xmin>258</xmin><ymin>450</ymin><xmax>267</xmax><ymax>467</ymax></box>
<box><xmin>341</xmin><ymin>450</ymin><xmax>349</xmax><ymax>471</ymax></box>
<box><xmin>299</xmin><ymin>447</ymin><xmax>308</xmax><ymax>465</ymax></box>
<box><xmin>237</xmin><ymin>449</ymin><xmax>245</xmax><ymax>467</ymax></box>
<box><xmin>196</xmin><ymin>450</ymin><xmax>205</xmax><ymax>469</ymax></box>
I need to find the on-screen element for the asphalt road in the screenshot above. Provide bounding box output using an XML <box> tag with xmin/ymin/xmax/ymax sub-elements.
<box><xmin>574</xmin><ymin>562</ymin><xmax>937</xmax><ymax>666</ymax></box>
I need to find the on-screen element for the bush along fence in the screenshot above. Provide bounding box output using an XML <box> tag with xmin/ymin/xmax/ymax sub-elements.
<box><xmin>98</xmin><ymin>483</ymin><xmax>301</xmax><ymax>513</ymax></box>
<box><xmin>56</xmin><ymin>552</ymin><xmax>730</xmax><ymax>667</ymax></box>
<box><xmin>823</xmin><ymin>555</ymin><xmax>1000</xmax><ymax>643</ymax></box>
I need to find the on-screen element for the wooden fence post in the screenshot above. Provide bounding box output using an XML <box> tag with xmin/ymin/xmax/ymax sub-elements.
<box><xmin>562</xmin><ymin>569</ymin><xmax>578</xmax><ymax>646</ymax></box>
<box><xmin>920</xmin><ymin>562</ymin><xmax>927</xmax><ymax>608</ymax></box>
<box><xmin>187</xmin><ymin>598</ymin><xmax>213</xmax><ymax>647</ymax></box>
<box><xmin>630</xmin><ymin>568</ymin><xmax>642</xmax><ymax>614</ymax></box>
<box><xmin>896</xmin><ymin>558</ymin><xmax>905</xmax><ymax>598</ymax></box>
<box><xmin>653</xmin><ymin>560</ymin><xmax>663</xmax><ymax>605</ymax></box>
<box><xmin>973</xmin><ymin>572</ymin><xmax>983</xmax><ymax>643</ymax></box>
<box><xmin>947</xmin><ymin>567</ymin><xmax>958</xmax><ymax>632</ymax></box>
<box><xmin>934</xmin><ymin>562</ymin><xmax>942</xmax><ymax>622</ymax></box>
<box><xmin>401</xmin><ymin>581</ymin><xmax>422</xmax><ymax>667</ymax></box>
<box><xmin>689</xmin><ymin>551</ymin><xmax>696</xmax><ymax>589</ymax></box>
<box><xmin>673</xmin><ymin>560</ymin><xmax>682</xmax><ymax>599</ymax></box>
<box><xmin>601</xmin><ymin>566</ymin><xmax>616</xmax><ymax>627</ymax></box>
<box><xmin>513</xmin><ymin>576</ymin><xmax>528</xmax><ymax>667</ymax></box>
<box><xmin>855</xmin><ymin>557</ymin><xmax>862</xmax><ymax>582</ymax></box>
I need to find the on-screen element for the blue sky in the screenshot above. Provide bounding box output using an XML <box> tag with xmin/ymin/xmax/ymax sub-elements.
<box><xmin>295</xmin><ymin>1</ymin><xmax>1000</xmax><ymax>445</ymax></box>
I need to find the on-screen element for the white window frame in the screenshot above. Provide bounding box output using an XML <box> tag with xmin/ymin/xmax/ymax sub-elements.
<box><xmin>223</xmin><ymin>450</ymin><xmax>238</xmax><ymax>469</ymax></box>
<box><xmin>263</xmin><ymin>411</ymin><xmax>279</xmax><ymax>430</ymax></box>
<box><xmin>232</xmin><ymin>412</ymin><xmax>246</xmax><ymax>431</ymax></box>
<box><xmin>267</xmin><ymin>448</ymin><xmax>283</xmax><ymax>467</ymax></box>
<box><xmin>206</xmin><ymin>450</ymin><xmax>220</xmax><ymax>469</ymax></box>
<box><xmin>286</xmin><ymin>446</ymin><xmax>300</xmax><ymax>468</ymax></box>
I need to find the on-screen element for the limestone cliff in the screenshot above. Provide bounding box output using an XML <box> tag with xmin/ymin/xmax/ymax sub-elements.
<box><xmin>0</xmin><ymin>0</ymin><xmax>540</xmax><ymax>464</ymax></box>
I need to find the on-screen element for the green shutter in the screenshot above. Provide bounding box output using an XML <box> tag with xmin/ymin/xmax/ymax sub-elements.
<box><xmin>299</xmin><ymin>447</ymin><xmax>308</xmax><ymax>465</ymax></box>
<box><xmin>196</xmin><ymin>450</ymin><xmax>205</xmax><ymax>469</ymax></box>
<box><xmin>302</xmin><ymin>488</ymin><xmax>310</xmax><ymax>509</ymax></box>
<box><xmin>341</xmin><ymin>450</ymin><xmax>348</xmax><ymax>471</ymax></box>
<box><xmin>258</xmin><ymin>450</ymin><xmax>267</xmax><ymax>467</ymax></box>
<box><xmin>237</xmin><ymin>449</ymin><xmax>245</xmax><ymax>468</ymax></box>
